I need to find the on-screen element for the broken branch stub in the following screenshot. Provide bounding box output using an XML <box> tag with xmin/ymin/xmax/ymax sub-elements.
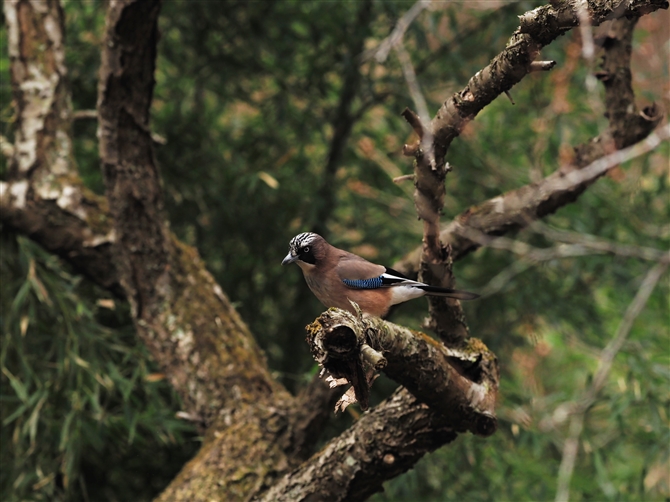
<box><xmin>306</xmin><ymin>308</ymin><xmax>499</xmax><ymax>436</ymax></box>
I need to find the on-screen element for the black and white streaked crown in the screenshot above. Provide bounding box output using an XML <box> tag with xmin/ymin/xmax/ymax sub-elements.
<box><xmin>289</xmin><ymin>232</ymin><xmax>319</xmax><ymax>253</ymax></box>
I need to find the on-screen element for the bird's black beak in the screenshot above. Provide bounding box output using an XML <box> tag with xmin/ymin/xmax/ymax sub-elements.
<box><xmin>282</xmin><ymin>252</ymin><xmax>298</xmax><ymax>265</ymax></box>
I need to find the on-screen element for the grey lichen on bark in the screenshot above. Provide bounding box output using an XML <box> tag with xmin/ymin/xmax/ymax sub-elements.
<box><xmin>307</xmin><ymin>308</ymin><xmax>499</xmax><ymax>437</ymax></box>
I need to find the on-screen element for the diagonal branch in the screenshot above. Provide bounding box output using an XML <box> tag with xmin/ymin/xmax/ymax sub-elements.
<box><xmin>3</xmin><ymin>3</ymin><xmax>667</xmax><ymax>500</ymax></box>
<box><xmin>260</xmin><ymin>387</ymin><xmax>459</xmax><ymax>502</ymax></box>
<box><xmin>393</xmin><ymin>13</ymin><xmax>665</xmax><ymax>278</ymax></box>
<box><xmin>432</xmin><ymin>0</ymin><xmax>667</xmax><ymax>159</ymax></box>
<box><xmin>96</xmin><ymin>0</ymin><xmax>288</xmax><ymax>429</ymax></box>
<box><xmin>554</xmin><ymin>261</ymin><xmax>668</xmax><ymax>502</ymax></box>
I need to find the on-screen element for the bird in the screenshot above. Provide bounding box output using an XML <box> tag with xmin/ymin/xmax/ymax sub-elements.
<box><xmin>281</xmin><ymin>232</ymin><xmax>479</xmax><ymax>317</ymax></box>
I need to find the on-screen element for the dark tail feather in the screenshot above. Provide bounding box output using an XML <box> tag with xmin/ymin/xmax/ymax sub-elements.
<box><xmin>418</xmin><ymin>285</ymin><xmax>480</xmax><ymax>301</ymax></box>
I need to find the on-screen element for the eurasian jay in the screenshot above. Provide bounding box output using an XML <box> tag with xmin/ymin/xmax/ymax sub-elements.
<box><xmin>282</xmin><ymin>232</ymin><xmax>479</xmax><ymax>317</ymax></box>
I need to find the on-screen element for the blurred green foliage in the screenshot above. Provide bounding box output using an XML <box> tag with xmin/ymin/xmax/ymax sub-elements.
<box><xmin>1</xmin><ymin>1</ymin><xmax>668</xmax><ymax>501</ymax></box>
<box><xmin>0</xmin><ymin>234</ymin><xmax>198</xmax><ymax>501</ymax></box>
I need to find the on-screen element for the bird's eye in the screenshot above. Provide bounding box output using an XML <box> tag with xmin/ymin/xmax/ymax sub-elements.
<box><xmin>302</xmin><ymin>246</ymin><xmax>310</xmax><ymax>254</ymax></box>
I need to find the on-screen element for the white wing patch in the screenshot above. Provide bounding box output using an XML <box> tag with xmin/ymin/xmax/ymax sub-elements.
<box><xmin>389</xmin><ymin>285</ymin><xmax>426</xmax><ymax>305</ymax></box>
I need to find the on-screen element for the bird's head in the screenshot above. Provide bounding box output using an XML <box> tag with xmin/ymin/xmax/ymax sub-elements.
<box><xmin>282</xmin><ymin>232</ymin><xmax>326</xmax><ymax>269</ymax></box>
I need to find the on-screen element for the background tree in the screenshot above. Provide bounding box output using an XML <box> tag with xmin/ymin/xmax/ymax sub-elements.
<box><xmin>1</xmin><ymin>0</ymin><xmax>668</xmax><ymax>501</ymax></box>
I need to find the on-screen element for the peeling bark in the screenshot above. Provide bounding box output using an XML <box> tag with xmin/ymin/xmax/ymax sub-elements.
<box><xmin>4</xmin><ymin>0</ymin><xmax>72</xmax><ymax>180</ymax></box>
<box><xmin>1</xmin><ymin>0</ymin><xmax>120</xmax><ymax>293</ymax></box>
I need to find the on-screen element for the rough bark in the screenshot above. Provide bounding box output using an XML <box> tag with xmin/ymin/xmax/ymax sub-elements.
<box><xmin>97</xmin><ymin>0</ymin><xmax>285</xmax><ymax>428</ymax></box>
<box><xmin>94</xmin><ymin>5</ymin><xmax>325</xmax><ymax>499</ymax></box>
<box><xmin>402</xmin><ymin>107</ymin><xmax>471</xmax><ymax>346</ymax></box>
<box><xmin>1</xmin><ymin>0</ymin><xmax>120</xmax><ymax>294</ymax></box>
<box><xmin>259</xmin><ymin>388</ymin><xmax>459</xmax><ymax>502</ymax></box>
<box><xmin>393</xmin><ymin>13</ymin><xmax>665</xmax><ymax>278</ymax></box>
<box><xmin>397</xmin><ymin>0</ymin><xmax>669</xmax><ymax>345</ymax></box>
<box><xmin>306</xmin><ymin>308</ymin><xmax>498</xmax><ymax>436</ymax></box>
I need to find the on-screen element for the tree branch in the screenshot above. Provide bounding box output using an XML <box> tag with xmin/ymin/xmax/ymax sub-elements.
<box><xmin>364</xmin><ymin>0</ymin><xmax>430</xmax><ymax>63</ymax></box>
<box><xmin>306</xmin><ymin>308</ymin><xmax>498</xmax><ymax>435</ymax></box>
<box><xmin>93</xmin><ymin>3</ymin><xmax>329</xmax><ymax>499</ymax></box>
<box><xmin>260</xmin><ymin>388</ymin><xmax>459</xmax><ymax>502</ymax></box>
<box><xmin>1</xmin><ymin>0</ymin><xmax>122</xmax><ymax>294</ymax></box>
<box><xmin>3</xmin><ymin>2</ymin><xmax>667</xmax><ymax>500</ymax></box>
<box><xmin>434</xmin><ymin>0</ymin><xmax>667</xmax><ymax>157</ymax></box>
<box><xmin>554</xmin><ymin>261</ymin><xmax>668</xmax><ymax>502</ymax></box>
<box><xmin>393</xmin><ymin>13</ymin><xmax>665</xmax><ymax>277</ymax></box>
<box><xmin>97</xmin><ymin>0</ymin><xmax>290</xmax><ymax>427</ymax></box>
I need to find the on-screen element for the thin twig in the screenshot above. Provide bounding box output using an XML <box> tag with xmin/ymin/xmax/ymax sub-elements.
<box><xmin>363</xmin><ymin>0</ymin><xmax>431</xmax><ymax>63</ymax></box>
<box><xmin>395</xmin><ymin>44</ymin><xmax>435</xmax><ymax>170</ymax></box>
<box><xmin>529</xmin><ymin>60</ymin><xmax>557</xmax><ymax>72</ymax></box>
<box><xmin>72</xmin><ymin>109</ymin><xmax>98</xmax><ymax>120</ymax></box>
<box><xmin>529</xmin><ymin>222</ymin><xmax>670</xmax><ymax>263</ymax></box>
<box><xmin>456</xmin><ymin>225</ymin><xmax>669</xmax><ymax>264</ymax></box>
<box><xmin>72</xmin><ymin>109</ymin><xmax>167</xmax><ymax>145</ymax></box>
<box><xmin>393</xmin><ymin>174</ymin><xmax>415</xmax><ymax>183</ymax></box>
<box><xmin>554</xmin><ymin>261</ymin><xmax>668</xmax><ymax>502</ymax></box>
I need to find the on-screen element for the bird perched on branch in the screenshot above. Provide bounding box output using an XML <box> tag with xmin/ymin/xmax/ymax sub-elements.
<box><xmin>282</xmin><ymin>232</ymin><xmax>479</xmax><ymax>317</ymax></box>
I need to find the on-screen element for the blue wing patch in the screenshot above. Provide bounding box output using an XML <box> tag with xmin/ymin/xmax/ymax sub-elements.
<box><xmin>342</xmin><ymin>276</ymin><xmax>384</xmax><ymax>289</ymax></box>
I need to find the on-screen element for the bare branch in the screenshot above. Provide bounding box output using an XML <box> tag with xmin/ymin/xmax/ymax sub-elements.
<box><xmin>396</xmin><ymin>46</ymin><xmax>435</xmax><ymax>170</ymax></box>
<box><xmin>432</xmin><ymin>0</ymin><xmax>667</xmax><ymax>164</ymax></box>
<box><xmin>393</xmin><ymin>174</ymin><xmax>415</xmax><ymax>183</ymax></box>
<box><xmin>261</xmin><ymin>388</ymin><xmax>459</xmax><ymax>502</ymax></box>
<box><xmin>530</xmin><ymin>222</ymin><xmax>670</xmax><ymax>263</ymax></box>
<box><xmin>397</xmin><ymin>47</ymin><xmax>467</xmax><ymax>344</ymax></box>
<box><xmin>364</xmin><ymin>0</ymin><xmax>431</xmax><ymax>63</ymax></box>
<box><xmin>72</xmin><ymin>109</ymin><xmax>98</xmax><ymax>120</ymax></box>
<box><xmin>455</xmin><ymin>210</ymin><xmax>670</xmax><ymax>265</ymax></box>
<box><xmin>306</xmin><ymin>308</ymin><xmax>498</xmax><ymax>435</ymax></box>
<box><xmin>393</xmin><ymin>2</ymin><xmax>666</xmax><ymax>344</ymax></box>
<box><xmin>393</xmin><ymin>15</ymin><xmax>666</xmax><ymax>277</ymax></box>
<box><xmin>529</xmin><ymin>60</ymin><xmax>557</xmax><ymax>71</ymax></box>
